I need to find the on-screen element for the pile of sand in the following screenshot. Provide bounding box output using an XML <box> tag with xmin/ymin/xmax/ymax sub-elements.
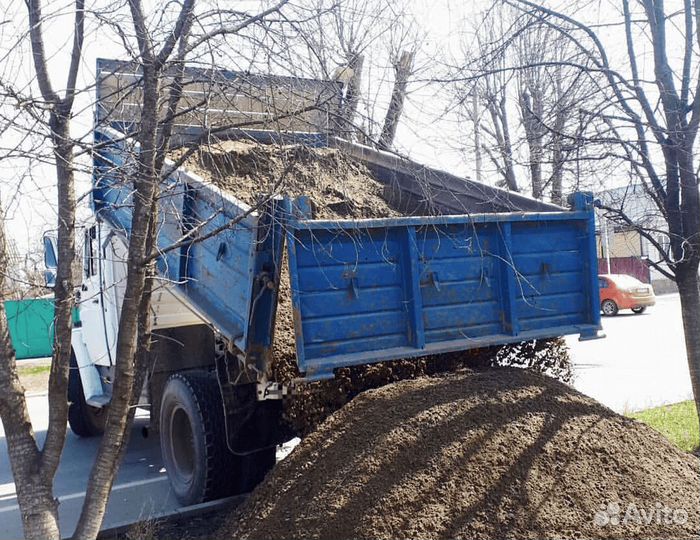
<box><xmin>221</xmin><ymin>368</ymin><xmax>700</xmax><ymax>540</ymax></box>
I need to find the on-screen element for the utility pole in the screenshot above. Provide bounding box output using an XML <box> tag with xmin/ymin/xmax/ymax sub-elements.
<box><xmin>472</xmin><ymin>90</ymin><xmax>482</xmax><ymax>182</ymax></box>
<box><xmin>603</xmin><ymin>218</ymin><xmax>611</xmax><ymax>274</ymax></box>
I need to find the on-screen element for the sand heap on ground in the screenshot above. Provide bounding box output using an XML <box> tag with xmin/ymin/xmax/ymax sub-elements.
<box><xmin>221</xmin><ymin>368</ymin><xmax>700</xmax><ymax>540</ymax></box>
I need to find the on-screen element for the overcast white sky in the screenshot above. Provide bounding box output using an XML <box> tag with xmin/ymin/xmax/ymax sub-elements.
<box><xmin>0</xmin><ymin>0</ymin><xmax>679</xmax><ymax>258</ymax></box>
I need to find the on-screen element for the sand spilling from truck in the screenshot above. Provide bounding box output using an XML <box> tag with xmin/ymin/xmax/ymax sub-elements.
<box><xmin>175</xmin><ymin>141</ymin><xmax>572</xmax><ymax>434</ymax></box>
<box><xmin>221</xmin><ymin>368</ymin><xmax>700</xmax><ymax>540</ymax></box>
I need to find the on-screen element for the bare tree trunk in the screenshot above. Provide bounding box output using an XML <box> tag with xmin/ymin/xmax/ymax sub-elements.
<box><xmin>676</xmin><ymin>267</ymin><xmax>700</xmax><ymax>421</ymax></box>
<box><xmin>472</xmin><ymin>90</ymin><xmax>482</xmax><ymax>182</ymax></box>
<box><xmin>0</xmin><ymin>215</ymin><xmax>61</xmax><ymax>540</ymax></box>
<box><xmin>497</xmin><ymin>95</ymin><xmax>518</xmax><ymax>192</ymax></box>
<box><xmin>482</xmin><ymin>92</ymin><xmax>518</xmax><ymax>192</ymax></box>
<box><xmin>71</xmin><ymin>62</ymin><xmax>161</xmax><ymax>540</ymax></box>
<box><xmin>550</xmin><ymin>145</ymin><xmax>563</xmax><ymax>204</ymax></box>
<box><xmin>72</xmin><ymin>1</ymin><xmax>194</xmax><ymax>535</ymax></box>
<box><xmin>550</xmin><ymin>109</ymin><xmax>566</xmax><ymax>205</ymax></box>
<box><xmin>338</xmin><ymin>52</ymin><xmax>364</xmax><ymax>138</ymax></box>
<box><xmin>379</xmin><ymin>50</ymin><xmax>414</xmax><ymax>150</ymax></box>
<box><xmin>519</xmin><ymin>89</ymin><xmax>543</xmax><ymax>199</ymax></box>
<box><xmin>43</xmin><ymin>113</ymin><xmax>76</xmax><ymax>476</ymax></box>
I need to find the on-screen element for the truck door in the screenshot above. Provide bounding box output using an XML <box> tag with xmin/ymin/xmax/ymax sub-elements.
<box><xmin>79</xmin><ymin>225</ymin><xmax>117</xmax><ymax>366</ymax></box>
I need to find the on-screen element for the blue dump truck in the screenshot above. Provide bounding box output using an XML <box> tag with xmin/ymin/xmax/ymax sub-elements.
<box><xmin>31</xmin><ymin>59</ymin><xmax>602</xmax><ymax>505</ymax></box>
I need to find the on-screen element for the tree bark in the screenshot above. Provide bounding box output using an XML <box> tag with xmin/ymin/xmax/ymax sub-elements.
<box><xmin>0</xmin><ymin>213</ymin><xmax>61</xmax><ymax>540</ymax></box>
<box><xmin>379</xmin><ymin>50</ymin><xmax>414</xmax><ymax>150</ymax></box>
<box><xmin>71</xmin><ymin>59</ymin><xmax>161</xmax><ymax>539</ymax></box>
<box><xmin>549</xmin><ymin>108</ymin><xmax>566</xmax><ymax>205</ymax></box>
<box><xmin>519</xmin><ymin>89</ymin><xmax>543</xmax><ymax>199</ymax></box>
<box><xmin>43</xmin><ymin>113</ymin><xmax>75</xmax><ymax>478</ymax></box>
<box><xmin>676</xmin><ymin>267</ymin><xmax>700</xmax><ymax>421</ymax></box>
<box><xmin>483</xmin><ymin>91</ymin><xmax>518</xmax><ymax>192</ymax></box>
<box><xmin>338</xmin><ymin>52</ymin><xmax>364</xmax><ymax>139</ymax></box>
<box><xmin>496</xmin><ymin>95</ymin><xmax>518</xmax><ymax>192</ymax></box>
<box><xmin>472</xmin><ymin>90</ymin><xmax>483</xmax><ymax>182</ymax></box>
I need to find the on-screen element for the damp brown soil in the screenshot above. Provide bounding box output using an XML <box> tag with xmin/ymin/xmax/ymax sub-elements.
<box><xmin>220</xmin><ymin>368</ymin><xmax>700</xmax><ymax>540</ymax></box>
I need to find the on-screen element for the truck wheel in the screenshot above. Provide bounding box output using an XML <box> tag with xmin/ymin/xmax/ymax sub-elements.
<box><xmin>159</xmin><ymin>371</ymin><xmax>243</xmax><ymax>505</ymax></box>
<box><xmin>68</xmin><ymin>352</ymin><xmax>106</xmax><ymax>437</ymax></box>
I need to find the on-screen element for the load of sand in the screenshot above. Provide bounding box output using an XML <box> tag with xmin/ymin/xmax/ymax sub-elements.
<box><xmin>221</xmin><ymin>368</ymin><xmax>700</xmax><ymax>540</ymax></box>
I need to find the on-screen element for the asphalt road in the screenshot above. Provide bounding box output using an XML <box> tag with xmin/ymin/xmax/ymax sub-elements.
<box><xmin>0</xmin><ymin>293</ymin><xmax>692</xmax><ymax>539</ymax></box>
<box><xmin>0</xmin><ymin>398</ymin><xmax>299</xmax><ymax>540</ymax></box>
<box><xmin>0</xmin><ymin>406</ymin><xmax>175</xmax><ymax>540</ymax></box>
<box><xmin>569</xmin><ymin>292</ymin><xmax>693</xmax><ymax>413</ymax></box>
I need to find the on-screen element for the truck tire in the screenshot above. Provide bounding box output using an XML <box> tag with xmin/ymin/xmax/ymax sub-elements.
<box><xmin>68</xmin><ymin>352</ymin><xmax>106</xmax><ymax>437</ymax></box>
<box><xmin>159</xmin><ymin>371</ymin><xmax>244</xmax><ymax>505</ymax></box>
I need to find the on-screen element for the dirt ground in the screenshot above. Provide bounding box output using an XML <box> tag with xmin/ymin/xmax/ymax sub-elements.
<box><xmin>17</xmin><ymin>361</ymin><xmax>50</xmax><ymax>393</ymax></box>
<box><xmin>98</xmin><ymin>505</ymin><xmax>236</xmax><ymax>540</ymax></box>
<box><xmin>222</xmin><ymin>368</ymin><xmax>700</xmax><ymax>540</ymax></box>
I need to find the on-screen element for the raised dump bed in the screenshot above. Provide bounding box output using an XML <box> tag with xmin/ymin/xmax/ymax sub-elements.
<box><xmin>93</xmin><ymin>130</ymin><xmax>601</xmax><ymax>382</ymax></box>
<box><xmin>90</xmin><ymin>57</ymin><xmax>602</xmax><ymax>384</ymax></box>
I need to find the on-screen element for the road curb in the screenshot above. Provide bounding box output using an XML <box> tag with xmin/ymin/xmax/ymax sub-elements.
<box><xmin>95</xmin><ymin>494</ymin><xmax>246</xmax><ymax>539</ymax></box>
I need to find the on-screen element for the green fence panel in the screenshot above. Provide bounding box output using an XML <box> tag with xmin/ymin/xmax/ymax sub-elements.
<box><xmin>5</xmin><ymin>298</ymin><xmax>56</xmax><ymax>360</ymax></box>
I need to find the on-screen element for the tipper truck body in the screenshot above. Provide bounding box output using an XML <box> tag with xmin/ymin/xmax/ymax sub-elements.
<box><xmin>16</xmin><ymin>59</ymin><xmax>602</xmax><ymax>505</ymax></box>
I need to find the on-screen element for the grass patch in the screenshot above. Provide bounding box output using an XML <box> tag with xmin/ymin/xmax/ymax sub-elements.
<box><xmin>630</xmin><ymin>400</ymin><xmax>700</xmax><ymax>453</ymax></box>
<box><xmin>17</xmin><ymin>364</ymin><xmax>51</xmax><ymax>377</ymax></box>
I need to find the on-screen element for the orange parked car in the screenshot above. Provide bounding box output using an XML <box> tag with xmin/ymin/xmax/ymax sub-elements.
<box><xmin>599</xmin><ymin>274</ymin><xmax>656</xmax><ymax>316</ymax></box>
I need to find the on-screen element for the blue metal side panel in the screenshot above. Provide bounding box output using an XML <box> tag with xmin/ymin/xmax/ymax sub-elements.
<box><xmin>92</xmin><ymin>127</ymin><xmax>263</xmax><ymax>349</ymax></box>
<box><xmin>287</xmin><ymin>226</ymin><xmax>410</xmax><ymax>364</ymax></box>
<box><xmin>415</xmin><ymin>223</ymin><xmax>501</xmax><ymax>344</ymax></box>
<box><xmin>178</xmin><ymin>186</ymin><xmax>259</xmax><ymax>348</ymax></box>
<box><xmin>510</xmin><ymin>220</ymin><xmax>587</xmax><ymax>332</ymax></box>
<box><xmin>572</xmin><ymin>192</ymin><xmax>603</xmax><ymax>338</ymax></box>
<box><xmin>286</xmin><ymin>199</ymin><xmax>602</xmax><ymax>379</ymax></box>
